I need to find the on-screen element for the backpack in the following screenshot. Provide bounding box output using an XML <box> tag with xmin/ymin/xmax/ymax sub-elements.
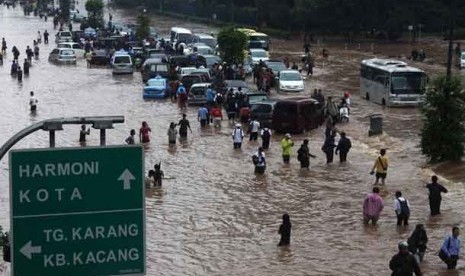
<box><xmin>297</xmin><ymin>147</ymin><xmax>305</xmax><ymax>162</ymax></box>
<box><xmin>262</xmin><ymin>129</ymin><xmax>271</xmax><ymax>139</ymax></box>
<box><xmin>398</xmin><ymin>199</ymin><xmax>410</xmax><ymax>216</ymax></box>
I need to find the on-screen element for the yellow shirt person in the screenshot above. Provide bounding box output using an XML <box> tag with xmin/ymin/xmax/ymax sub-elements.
<box><xmin>371</xmin><ymin>149</ymin><xmax>388</xmax><ymax>185</ymax></box>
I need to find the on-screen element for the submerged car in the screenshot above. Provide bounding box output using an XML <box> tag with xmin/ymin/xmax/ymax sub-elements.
<box><xmin>48</xmin><ymin>48</ymin><xmax>76</xmax><ymax>64</ymax></box>
<box><xmin>143</xmin><ymin>76</ymin><xmax>169</xmax><ymax>99</ymax></box>
<box><xmin>188</xmin><ymin>83</ymin><xmax>210</xmax><ymax>105</ymax></box>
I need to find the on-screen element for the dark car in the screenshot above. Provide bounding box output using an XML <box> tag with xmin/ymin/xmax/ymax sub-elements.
<box><xmin>181</xmin><ymin>75</ymin><xmax>204</xmax><ymax>91</ymax></box>
<box><xmin>264</xmin><ymin>59</ymin><xmax>287</xmax><ymax>75</ymax></box>
<box><xmin>246</xmin><ymin>91</ymin><xmax>269</xmax><ymax>104</ymax></box>
<box><xmin>223</xmin><ymin>80</ymin><xmax>249</xmax><ymax>94</ymax></box>
<box><xmin>201</xmin><ymin>54</ymin><xmax>222</xmax><ymax>69</ymax></box>
<box><xmin>250</xmin><ymin>101</ymin><xmax>276</xmax><ymax>128</ymax></box>
<box><xmin>169</xmin><ymin>55</ymin><xmax>193</xmax><ymax>68</ymax></box>
<box><xmin>89</xmin><ymin>50</ymin><xmax>110</xmax><ymax>66</ymax></box>
<box><xmin>272</xmin><ymin>97</ymin><xmax>324</xmax><ymax>133</ymax></box>
<box><xmin>141</xmin><ymin>58</ymin><xmax>170</xmax><ymax>82</ymax></box>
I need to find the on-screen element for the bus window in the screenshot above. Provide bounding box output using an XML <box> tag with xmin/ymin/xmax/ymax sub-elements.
<box><xmin>391</xmin><ymin>72</ymin><xmax>423</xmax><ymax>94</ymax></box>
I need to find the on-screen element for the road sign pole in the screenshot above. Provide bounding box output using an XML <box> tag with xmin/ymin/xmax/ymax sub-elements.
<box><xmin>49</xmin><ymin>130</ymin><xmax>55</xmax><ymax>148</ymax></box>
<box><xmin>100</xmin><ymin>129</ymin><xmax>106</xmax><ymax>146</ymax></box>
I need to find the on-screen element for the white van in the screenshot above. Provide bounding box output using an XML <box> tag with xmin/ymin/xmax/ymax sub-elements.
<box><xmin>170</xmin><ymin>27</ymin><xmax>192</xmax><ymax>44</ymax></box>
<box><xmin>111</xmin><ymin>51</ymin><xmax>133</xmax><ymax>74</ymax></box>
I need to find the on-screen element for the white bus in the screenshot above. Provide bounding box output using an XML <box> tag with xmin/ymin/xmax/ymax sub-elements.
<box><xmin>360</xmin><ymin>58</ymin><xmax>427</xmax><ymax>107</ymax></box>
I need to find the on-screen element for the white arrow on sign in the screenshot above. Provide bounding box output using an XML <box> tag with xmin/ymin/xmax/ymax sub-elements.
<box><xmin>20</xmin><ymin>241</ymin><xmax>42</xmax><ymax>260</ymax></box>
<box><xmin>118</xmin><ymin>169</ymin><xmax>135</xmax><ymax>190</ymax></box>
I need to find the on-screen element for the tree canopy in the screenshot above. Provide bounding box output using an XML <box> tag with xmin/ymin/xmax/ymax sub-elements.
<box><xmin>85</xmin><ymin>0</ymin><xmax>104</xmax><ymax>28</ymax></box>
<box><xmin>217</xmin><ymin>27</ymin><xmax>248</xmax><ymax>65</ymax></box>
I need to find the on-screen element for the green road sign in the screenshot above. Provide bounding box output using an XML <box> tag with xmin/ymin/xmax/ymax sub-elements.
<box><xmin>9</xmin><ymin>145</ymin><xmax>145</xmax><ymax>276</ymax></box>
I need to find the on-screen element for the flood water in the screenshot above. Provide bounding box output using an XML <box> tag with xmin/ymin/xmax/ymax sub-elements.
<box><xmin>0</xmin><ymin>3</ymin><xmax>464</xmax><ymax>275</ymax></box>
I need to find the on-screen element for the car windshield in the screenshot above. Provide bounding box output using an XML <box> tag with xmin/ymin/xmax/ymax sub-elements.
<box><xmin>251</xmin><ymin>51</ymin><xmax>267</xmax><ymax>58</ymax></box>
<box><xmin>191</xmin><ymin>87</ymin><xmax>206</xmax><ymax>96</ymax></box>
<box><xmin>251</xmin><ymin>104</ymin><xmax>272</xmax><ymax>113</ymax></box>
<box><xmin>226</xmin><ymin>81</ymin><xmax>247</xmax><ymax>88</ymax></box>
<box><xmin>147</xmin><ymin>79</ymin><xmax>165</xmax><ymax>87</ymax></box>
<box><xmin>197</xmin><ymin>47</ymin><xmax>211</xmax><ymax>54</ymax></box>
<box><xmin>149</xmin><ymin>64</ymin><xmax>168</xmax><ymax>72</ymax></box>
<box><xmin>280</xmin><ymin>72</ymin><xmax>302</xmax><ymax>81</ymax></box>
<box><xmin>391</xmin><ymin>72</ymin><xmax>424</xmax><ymax>95</ymax></box>
<box><xmin>58</xmin><ymin>44</ymin><xmax>70</xmax><ymax>48</ymax></box>
<box><xmin>181</xmin><ymin>68</ymin><xmax>196</xmax><ymax>75</ymax></box>
<box><xmin>114</xmin><ymin>56</ymin><xmax>131</xmax><ymax>63</ymax></box>
<box><xmin>205</xmin><ymin>56</ymin><xmax>221</xmax><ymax>66</ymax></box>
<box><xmin>61</xmin><ymin>50</ymin><xmax>74</xmax><ymax>55</ymax></box>
<box><xmin>248</xmin><ymin>95</ymin><xmax>268</xmax><ymax>103</ymax></box>
<box><xmin>266</xmin><ymin>62</ymin><xmax>286</xmax><ymax>72</ymax></box>
<box><xmin>178</xmin><ymin>33</ymin><xmax>192</xmax><ymax>43</ymax></box>
<box><xmin>200</xmin><ymin>38</ymin><xmax>216</xmax><ymax>47</ymax></box>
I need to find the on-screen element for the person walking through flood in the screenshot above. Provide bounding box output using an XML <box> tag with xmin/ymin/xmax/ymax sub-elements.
<box><xmin>261</xmin><ymin>127</ymin><xmax>272</xmax><ymax>149</ymax></box>
<box><xmin>325</xmin><ymin>96</ymin><xmax>338</xmax><ymax>123</ymax></box>
<box><xmin>125</xmin><ymin>129</ymin><xmax>135</xmax><ymax>145</ymax></box>
<box><xmin>363</xmin><ymin>187</ymin><xmax>384</xmax><ymax>225</ymax></box>
<box><xmin>197</xmin><ymin>105</ymin><xmax>209</xmax><ymax>127</ymax></box>
<box><xmin>407</xmin><ymin>224</ymin><xmax>428</xmax><ymax>263</ymax></box>
<box><xmin>79</xmin><ymin>124</ymin><xmax>90</xmax><ymax>143</ymax></box>
<box><xmin>43</xmin><ymin>30</ymin><xmax>49</xmax><ymax>44</ymax></box>
<box><xmin>252</xmin><ymin>147</ymin><xmax>266</xmax><ymax>174</ymax></box>
<box><xmin>249</xmin><ymin>118</ymin><xmax>260</xmax><ymax>141</ymax></box>
<box><xmin>210</xmin><ymin>105</ymin><xmax>223</xmax><ymax>128</ymax></box>
<box><xmin>139</xmin><ymin>121</ymin><xmax>151</xmax><ymax>143</ymax></box>
<box><xmin>281</xmin><ymin>133</ymin><xmax>294</xmax><ymax>164</ymax></box>
<box><xmin>23</xmin><ymin>59</ymin><xmax>29</xmax><ymax>75</ymax></box>
<box><xmin>1</xmin><ymin>38</ymin><xmax>7</xmax><ymax>54</ymax></box>
<box><xmin>277</xmin><ymin>213</ymin><xmax>291</xmax><ymax>246</ymax></box>
<box><xmin>389</xmin><ymin>241</ymin><xmax>422</xmax><ymax>276</ymax></box>
<box><xmin>439</xmin><ymin>227</ymin><xmax>461</xmax><ymax>270</ymax></box>
<box><xmin>335</xmin><ymin>132</ymin><xmax>351</xmax><ymax>162</ymax></box>
<box><xmin>167</xmin><ymin>122</ymin><xmax>178</xmax><ymax>144</ymax></box>
<box><xmin>17</xmin><ymin>66</ymin><xmax>22</xmax><ymax>81</ymax></box>
<box><xmin>321</xmin><ymin>132</ymin><xmax>336</xmax><ymax>164</ymax></box>
<box><xmin>29</xmin><ymin>91</ymin><xmax>38</xmax><ymax>112</ymax></box>
<box><xmin>426</xmin><ymin>175</ymin><xmax>448</xmax><ymax>215</ymax></box>
<box><xmin>232</xmin><ymin>123</ymin><xmax>244</xmax><ymax>149</ymax></box>
<box><xmin>178</xmin><ymin>114</ymin><xmax>192</xmax><ymax>139</ymax></box>
<box><xmin>153</xmin><ymin>162</ymin><xmax>164</xmax><ymax>187</ymax></box>
<box><xmin>297</xmin><ymin>139</ymin><xmax>316</xmax><ymax>169</ymax></box>
<box><xmin>370</xmin><ymin>148</ymin><xmax>388</xmax><ymax>185</ymax></box>
<box><xmin>393</xmin><ymin>191</ymin><xmax>410</xmax><ymax>226</ymax></box>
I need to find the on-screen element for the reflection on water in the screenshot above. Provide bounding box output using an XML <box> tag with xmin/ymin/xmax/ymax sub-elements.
<box><xmin>0</xmin><ymin>3</ymin><xmax>463</xmax><ymax>276</ymax></box>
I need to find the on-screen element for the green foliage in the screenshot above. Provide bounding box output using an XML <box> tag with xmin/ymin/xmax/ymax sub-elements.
<box><xmin>136</xmin><ymin>14</ymin><xmax>151</xmax><ymax>41</ymax></box>
<box><xmin>421</xmin><ymin>75</ymin><xmax>465</xmax><ymax>162</ymax></box>
<box><xmin>85</xmin><ymin>0</ymin><xmax>104</xmax><ymax>28</ymax></box>
<box><xmin>217</xmin><ymin>26</ymin><xmax>248</xmax><ymax>64</ymax></box>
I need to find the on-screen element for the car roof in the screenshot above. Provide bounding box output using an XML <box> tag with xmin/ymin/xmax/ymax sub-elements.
<box><xmin>171</xmin><ymin>27</ymin><xmax>192</xmax><ymax>34</ymax></box>
<box><xmin>280</xmin><ymin>70</ymin><xmax>300</xmax><ymax>74</ymax></box>
<box><xmin>143</xmin><ymin>58</ymin><xmax>165</xmax><ymax>64</ymax></box>
<box><xmin>194</xmin><ymin>33</ymin><xmax>215</xmax><ymax>39</ymax></box>
<box><xmin>250</xmin><ymin>100</ymin><xmax>277</xmax><ymax>106</ymax></box>
<box><xmin>277</xmin><ymin>97</ymin><xmax>319</xmax><ymax>104</ymax></box>
<box><xmin>250</xmin><ymin>48</ymin><xmax>267</xmax><ymax>52</ymax></box>
<box><xmin>265</xmin><ymin>59</ymin><xmax>284</xmax><ymax>63</ymax></box>
<box><xmin>191</xmin><ymin>83</ymin><xmax>211</xmax><ymax>88</ymax></box>
<box><xmin>58</xmin><ymin>42</ymin><xmax>78</xmax><ymax>45</ymax></box>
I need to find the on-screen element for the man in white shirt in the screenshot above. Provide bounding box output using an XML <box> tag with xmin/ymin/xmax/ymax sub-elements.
<box><xmin>393</xmin><ymin>190</ymin><xmax>410</xmax><ymax>226</ymax></box>
<box><xmin>29</xmin><ymin>91</ymin><xmax>38</xmax><ymax>112</ymax></box>
<box><xmin>232</xmin><ymin>123</ymin><xmax>244</xmax><ymax>149</ymax></box>
<box><xmin>252</xmin><ymin>147</ymin><xmax>266</xmax><ymax>174</ymax></box>
<box><xmin>249</xmin><ymin>118</ymin><xmax>260</xmax><ymax>141</ymax></box>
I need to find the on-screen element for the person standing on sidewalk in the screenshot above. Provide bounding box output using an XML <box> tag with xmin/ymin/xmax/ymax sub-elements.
<box><xmin>393</xmin><ymin>191</ymin><xmax>410</xmax><ymax>226</ymax></box>
<box><xmin>363</xmin><ymin>187</ymin><xmax>384</xmax><ymax>225</ymax></box>
<box><xmin>426</xmin><ymin>175</ymin><xmax>448</xmax><ymax>215</ymax></box>
<box><xmin>281</xmin><ymin>133</ymin><xmax>294</xmax><ymax>164</ymax></box>
<box><xmin>370</xmin><ymin>148</ymin><xmax>388</xmax><ymax>185</ymax></box>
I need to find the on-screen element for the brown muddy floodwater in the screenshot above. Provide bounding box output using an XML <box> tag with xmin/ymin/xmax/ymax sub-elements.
<box><xmin>0</xmin><ymin>2</ymin><xmax>464</xmax><ymax>275</ymax></box>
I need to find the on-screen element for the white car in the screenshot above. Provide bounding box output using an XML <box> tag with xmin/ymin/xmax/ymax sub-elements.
<box><xmin>192</xmin><ymin>45</ymin><xmax>212</xmax><ymax>55</ymax></box>
<box><xmin>248</xmin><ymin>48</ymin><xmax>269</xmax><ymax>64</ymax></box>
<box><xmin>177</xmin><ymin>67</ymin><xmax>197</xmax><ymax>79</ymax></box>
<box><xmin>57</xmin><ymin>42</ymin><xmax>85</xmax><ymax>58</ymax></box>
<box><xmin>55</xmin><ymin>31</ymin><xmax>73</xmax><ymax>43</ymax></box>
<box><xmin>460</xmin><ymin>51</ymin><xmax>465</xmax><ymax>69</ymax></box>
<box><xmin>276</xmin><ymin>70</ymin><xmax>304</xmax><ymax>93</ymax></box>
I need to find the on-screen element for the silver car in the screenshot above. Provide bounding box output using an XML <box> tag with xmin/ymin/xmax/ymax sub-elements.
<box><xmin>48</xmin><ymin>48</ymin><xmax>76</xmax><ymax>64</ymax></box>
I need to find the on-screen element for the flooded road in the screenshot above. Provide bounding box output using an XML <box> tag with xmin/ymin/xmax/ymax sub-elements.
<box><xmin>0</xmin><ymin>3</ymin><xmax>464</xmax><ymax>275</ymax></box>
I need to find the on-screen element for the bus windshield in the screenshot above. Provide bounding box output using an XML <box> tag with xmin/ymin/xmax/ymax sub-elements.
<box><xmin>391</xmin><ymin>72</ymin><xmax>424</xmax><ymax>95</ymax></box>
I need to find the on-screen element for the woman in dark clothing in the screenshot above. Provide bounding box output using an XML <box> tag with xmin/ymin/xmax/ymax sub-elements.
<box><xmin>426</xmin><ymin>175</ymin><xmax>448</xmax><ymax>215</ymax></box>
<box><xmin>278</xmin><ymin>213</ymin><xmax>291</xmax><ymax>246</ymax></box>
<box><xmin>321</xmin><ymin>132</ymin><xmax>336</xmax><ymax>163</ymax></box>
<box><xmin>297</xmin><ymin>139</ymin><xmax>316</xmax><ymax>169</ymax></box>
<box><xmin>407</xmin><ymin>224</ymin><xmax>428</xmax><ymax>263</ymax></box>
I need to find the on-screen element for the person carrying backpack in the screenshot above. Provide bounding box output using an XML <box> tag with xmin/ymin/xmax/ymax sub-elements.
<box><xmin>393</xmin><ymin>191</ymin><xmax>410</xmax><ymax>226</ymax></box>
<box><xmin>439</xmin><ymin>227</ymin><xmax>461</xmax><ymax>269</ymax></box>
<box><xmin>261</xmin><ymin>128</ymin><xmax>271</xmax><ymax>149</ymax></box>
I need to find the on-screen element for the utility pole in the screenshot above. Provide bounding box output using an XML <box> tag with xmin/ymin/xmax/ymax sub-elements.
<box><xmin>446</xmin><ymin>1</ymin><xmax>457</xmax><ymax>81</ymax></box>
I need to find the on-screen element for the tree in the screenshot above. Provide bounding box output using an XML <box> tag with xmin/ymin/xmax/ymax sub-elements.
<box><xmin>136</xmin><ymin>13</ymin><xmax>151</xmax><ymax>41</ymax></box>
<box><xmin>85</xmin><ymin>0</ymin><xmax>104</xmax><ymax>28</ymax></box>
<box><xmin>421</xmin><ymin>75</ymin><xmax>465</xmax><ymax>162</ymax></box>
<box><xmin>217</xmin><ymin>27</ymin><xmax>248</xmax><ymax>65</ymax></box>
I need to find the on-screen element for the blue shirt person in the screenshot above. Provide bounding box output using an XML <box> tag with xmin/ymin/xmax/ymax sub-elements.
<box><xmin>197</xmin><ymin>106</ymin><xmax>209</xmax><ymax>127</ymax></box>
<box><xmin>440</xmin><ymin>227</ymin><xmax>461</xmax><ymax>269</ymax></box>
